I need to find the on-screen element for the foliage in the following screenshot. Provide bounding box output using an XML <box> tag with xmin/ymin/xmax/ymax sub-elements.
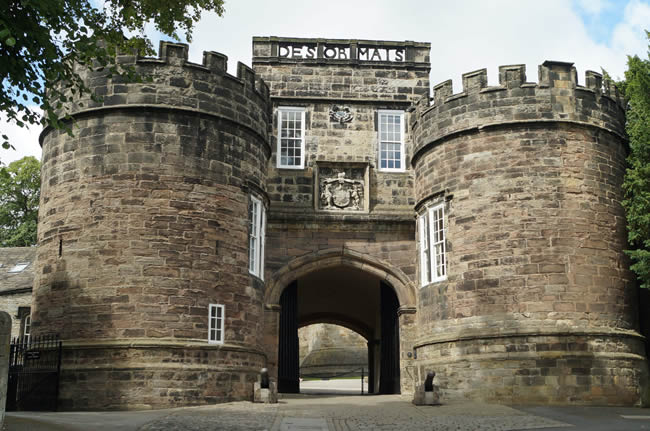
<box><xmin>0</xmin><ymin>156</ymin><xmax>40</xmax><ymax>246</ymax></box>
<box><xmin>0</xmin><ymin>0</ymin><xmax>224</xmax><ymax>150</ymax></box>
<box><xmin>622</xmin><ymin>31</ymin><xmax>650</xmax><ymax>289</ymax></box>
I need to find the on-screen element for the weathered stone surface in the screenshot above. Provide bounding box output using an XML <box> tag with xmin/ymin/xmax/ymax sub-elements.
<box><xmin>14</xmin><ymin>36</ymin><xmax>647</xmax><ymax>410</ymax></box>
<box><xmin>253</xmin><ymin>42</ymin><xmax>424</xmax><ymax>398</ymax></box>
<box><xmin>253</xmin><ymin>37</ymin><xmax>428</xmax><ymax>215</ymax></box>
<box><xmin>412</xmin><ymin>63</ymin><xmax>646</xmax><ymax>405</ymax></box>
<box><xmin>0</xmin><ymin>248</ymin><xmax>35</xmax><ymax>338</ymax></box>
<box><xmin>253</xmin><ymin>381</ymin><xmax>278</xmax><ymax>403</ymax></box>
<box><xmin>33</xmin><ymin>41</ymin><xmax>271</xmax><ymax>410</ymax></box>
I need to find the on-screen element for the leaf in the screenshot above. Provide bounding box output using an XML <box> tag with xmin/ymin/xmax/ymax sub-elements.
<box><xmin>0</xmin><ymin>0</ymin><xmax>226</xmax><ymax>151</ymax></box>
<box><xmin>622</xmin><ymin>33</ymin><xmax>650</xmax><ymax>288</ymax></box>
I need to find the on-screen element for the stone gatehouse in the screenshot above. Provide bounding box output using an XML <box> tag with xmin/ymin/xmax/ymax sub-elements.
<box><xmin>24</xmin><ymin>36</ymin><xmax>647</xmax><ymax>409</ymax></box>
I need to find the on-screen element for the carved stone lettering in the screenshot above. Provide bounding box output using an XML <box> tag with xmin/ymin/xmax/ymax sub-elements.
<box><xmin>277</xmin><ymin>43</ymin><xmax>404</xmax><ymax>62</ymax></box>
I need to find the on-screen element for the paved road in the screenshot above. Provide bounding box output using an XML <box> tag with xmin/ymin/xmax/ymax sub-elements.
<box><xmin>5</xmin><ymin>390</ymin><xmax>650</xmax><ymax>431</ymax></box>
<box><xmin>515</xmin><ymin>405</ymin><xmax>650</xmax><ymax>431</ymax></box>
<box><xmin>8</xmin><ymin>395</ymin><xmax>567</xmax><ymax>431</ymax></box>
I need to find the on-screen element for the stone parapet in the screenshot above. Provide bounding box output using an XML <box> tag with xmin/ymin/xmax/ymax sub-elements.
<box><xmin>47</xmin><ymin>41</ymin><xmax>270</xmax><ymax>146</ymax></box>
<box><xmin>412</xmin><ymin>61</ymin><xmax>626</xmax><ymax>165</ymax></box>
<box><xmin>253</xmin><ymin>37</ymin><xmax>430</xmax><ymax>104</ymax></box>
<box><xmin>253</xmin><ymin>37</ymin><xmax>430</xmax><ymax>70</ymax></box>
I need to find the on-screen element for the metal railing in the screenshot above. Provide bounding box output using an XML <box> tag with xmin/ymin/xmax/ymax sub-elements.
<box><xmin>7</xmin><ymin>334</ymin><xmax>62</xmax><ymax>411</ymax></box>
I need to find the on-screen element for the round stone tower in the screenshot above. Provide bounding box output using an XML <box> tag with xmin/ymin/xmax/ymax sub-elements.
<box><xmin>411</xmin><ymin>61</ymin><xmax>647</xmax><ymax>405</ymax></box>
<box><xmin>33</xmin><ymin>42</ymin><xmax>271</xmax><ymax>409</ymax></box>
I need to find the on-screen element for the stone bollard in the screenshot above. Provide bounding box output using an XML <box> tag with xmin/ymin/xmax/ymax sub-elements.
<box><xmin>254</xmin><ymin>368</ymin><xmax>278</xmax><ymax>403</ymax></box>
<box><xmin>0</xmin><ymin>312</ymin><xmax>11</xmax><ymax>425</ymax></box>
<box><xmin>412</xmin><ymin>371</ymin><xmax>441</xmax><ymax>406</ymax></box>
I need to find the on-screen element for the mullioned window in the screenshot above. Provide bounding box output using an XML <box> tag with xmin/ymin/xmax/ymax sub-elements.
<box><xmin>378</xmin><ymin>110</ymin><xmax>405</xmax><ymax>172</ymax></box>
<box><xmin>419</xmin><ymin>202</ymin><xmax>447</xmax><ymax>285</ymax></box>
<box><xmin>277</xmin><ymin>107</ymin><xmax>306</xmax><ymax>169</ymax></box>
<box><xmin>248</xmin><ymin>195</ymin><xmax>266</xmax><ymax>279</ymax></box>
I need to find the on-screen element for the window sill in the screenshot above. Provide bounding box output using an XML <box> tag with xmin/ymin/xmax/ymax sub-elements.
<box><xmin>276</xmin><ymin>165</ymin><xmax>305</xmax><ymax>170</ymax></box>
<box><xmin>208</xmin><ymin>340</ymin><xmax>224</xmax><ymax>345</ymax></box>
<box><xmin>248</xmin><ymin>270</ymin><xmax>265</xmax><ymax>282</ymax></box>
<box><xmin>378</xmin><ymin>168</ymin><xmax>407</xmax><ymax>173</ymax></box>
<box><xmin>420</xmin><ymin>277</ymin><xmax>447</xmax><ymax>288</ymax></box>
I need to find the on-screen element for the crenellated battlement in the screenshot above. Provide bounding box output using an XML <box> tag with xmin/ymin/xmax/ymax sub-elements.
<box><xmin>411</xmin><ymin>61</ymin><xmax>626</xmax><ymax>165</ymax></box>
<box><xmin>428</xmin><ymin>61</ymin><xmax>623</xmax><ymax>106</ymax></box>
<box><xmin>49</xmin><ymin>41</ymin><xmax>271</xmax><ymax>144</ymax></box>
<box><xmin>122</xmin><ymin>41</ymin><xmax>271</xmax><ymax>106</ymax></box>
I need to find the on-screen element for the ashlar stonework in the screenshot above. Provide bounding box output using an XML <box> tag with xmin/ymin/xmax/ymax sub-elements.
<box><xmin>23</xmin><ymin>36</ymin><xmax>649</xmax><ymax>410</ymax></box>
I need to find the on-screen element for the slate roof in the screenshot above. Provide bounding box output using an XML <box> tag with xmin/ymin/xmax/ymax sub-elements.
<box><xmin>0</xmin><ymin>247</ymin><xmax>36</xmax><ymax>294</ymax></box>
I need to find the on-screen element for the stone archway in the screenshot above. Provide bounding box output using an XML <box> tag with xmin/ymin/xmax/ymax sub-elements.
<box><xmin>263</xmin><ymin>248</ymin><xmax>417</xmax><ymax>395</ymax></box>
<box><xmin>265</xmin><ymin>247</ymin><xmax>416</xmax><ymax>307</ymax></box>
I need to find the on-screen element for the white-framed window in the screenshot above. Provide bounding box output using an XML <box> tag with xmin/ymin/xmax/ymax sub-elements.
<box><xmin>378</xmin><ymin>110</ymin><xmax>405</xmax><ymax>172</ymax></box>
<box><xmin>248</xmin><ymin>195</ymin><xmax>266</xmax><ymax>279</ymax></box>
<box><xmin>208</xmin><ymin>304</ymin><xmax>225</xmax><ymax>344</ymax></box>
<box><xmin>277</xmin><ymin>107</ymin><xmax>306</xmax><ymax>169</ymax></box>
<box><xmin>21</xmin><ymin>315</ymin><xmax>31</xmax><ymax>342</ymax></box>
<box><xmin>419</xmin><ymin>202</ymin><xmax>447</xmax><ymax>285</ymax></box>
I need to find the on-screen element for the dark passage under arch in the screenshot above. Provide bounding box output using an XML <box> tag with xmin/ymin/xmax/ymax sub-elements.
<box><xmin>277</xmin><ymin>269</ymin><xmax>400</xmax><ymax>395</ymax></box>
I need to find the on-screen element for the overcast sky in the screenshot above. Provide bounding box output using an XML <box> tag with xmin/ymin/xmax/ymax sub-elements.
<box><xmin>1</xmin><ymin>0</ymin><xmax>649</xmax><ymax>166</ymax></box>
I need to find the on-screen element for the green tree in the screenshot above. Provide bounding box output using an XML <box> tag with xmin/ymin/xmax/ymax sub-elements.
<box><xmin>1</xmin><ymin>0</ymin><xmax>224</xmax><ymax>151</ymax></box>
<box><xmin>0</xmin><ymin>156</ymin><xmax>40</xmax><ymax>246</ymax></box>
<box><xmin>622</xmin><ymin>31</ymin><xmax>650</xmax><ymax>289</ymax></box>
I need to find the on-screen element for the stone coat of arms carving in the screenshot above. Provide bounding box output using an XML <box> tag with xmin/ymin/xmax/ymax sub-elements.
<box><xmin>329</xmin><ymin>105</ymin><xmax>354</xmax><ymax>124</ymax></box>
<box><xmin>320</xmin><ymin>172</ymin><xmax>364</xmax><ymax>210</ymax></box>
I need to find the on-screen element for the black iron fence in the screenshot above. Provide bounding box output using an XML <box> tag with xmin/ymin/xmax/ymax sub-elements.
<box><xmin>7</xmin><ymin>334</ymin><xmax>62</xmax><ymax>411</ymax></box>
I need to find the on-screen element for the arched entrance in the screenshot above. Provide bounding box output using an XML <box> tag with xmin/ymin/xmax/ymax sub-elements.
<box><xmin>267</xmin><ymin>249</ymin><xmax>415</xmax><ymax>395</ymax></box>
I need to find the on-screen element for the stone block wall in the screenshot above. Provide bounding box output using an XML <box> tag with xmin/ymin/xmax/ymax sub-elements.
<box><xmin>411</xmin><ymin>61</ymin><xmax>647</xmax><ymax>405</ymax></box>
<box><xmin>253</xmin><ymin>38</ymin><xmax>427</xmax><ymax>395</ymax></box>
<box><xmin>0</xmin><ymin>247</ymin><xmax>36</xmax><ymax>338</ymax></box>
<box><xmin>253</xmin><ymin>37</ymin><xmax>430</xmax><ymax>214</ymax></box>
<box><xmin>0</xmin><ymin>291</ymin><xmax>31</xmax><ymax>339</ymax></box>
<box><xmin>20</xmin><ymin>37</ymin><xmax>648</xmax><ymax>408</ymax></box>
<box><xmin>266</xmin><ymin>217</ymin><xmax>416</xmax><ymax>281</ymax></box>
<box><xmin>32</xmin><ymin>42</ymin><xmax>271</xmax><ymax>409</ymax></box>
<box><xmin>261</xmin><ymin>216</ymin><xmax>417</xmax><ymax>394</ymax></box>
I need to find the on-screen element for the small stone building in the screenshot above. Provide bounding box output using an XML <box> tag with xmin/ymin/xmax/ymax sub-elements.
<box><xmin>0</xmin><ymin>247</ymin><xmax>35</xmax><ymax>339</ymax></box>
<box><xmin>16</xmin><ymin>36</ymin><xmax>649</xmax><ymax>409</ymax></box>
